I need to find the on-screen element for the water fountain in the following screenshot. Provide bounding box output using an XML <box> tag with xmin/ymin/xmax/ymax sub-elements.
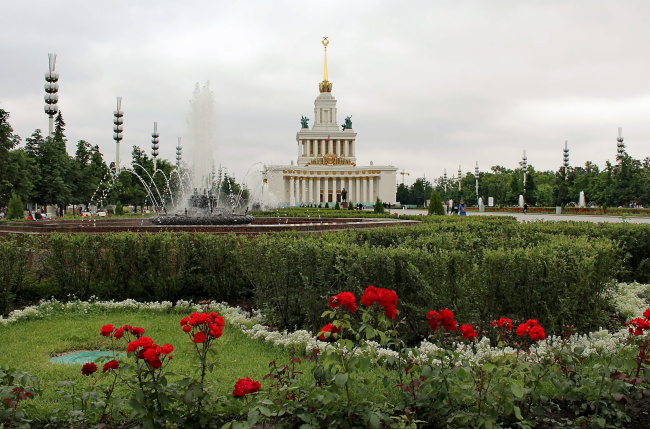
<box><xmin>518</xmin><ymin>195</ymin><xmax>525</xmax><ymax>208</ymax></box>
<box><xmin>149</xmin><ymin>81</ymin><xmax>254</xmax><ymax>225</ymax></box>
<box><xmin>578</xmin><ymin>191</ymin><xmax>586</xmax><ymax>208</ymax></box>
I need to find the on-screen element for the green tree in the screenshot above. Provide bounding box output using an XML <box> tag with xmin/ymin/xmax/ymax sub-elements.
<box><xmin>115</xmin><ymin>201</ymin><xmax>124</xmax><ymax>216</ymax></box>
<box><xmin>7</xmin><ymin>191</ymin><xmax>24</xmax><ymax>220</ymax></box>
<box><xmin>25</xmin><ymin>129</ymin><xmax>71</xmax><ymax>209</ymax></box>
<box><xmin>348</xmin><ymin>201</ymin><xmax>354</xmax><ymax>210</ymax></box>
<box><xmin>373</xmin><ymin>197</ymin><xmax>384</xmax><ymax>213</ymax></box>
<box><xmin>0</xmin><ymin>109</ymin><xmax>25</xmax><ymax>205</ymax></box>
<box><xmin>428</xmin><ymin>189</ymin><xmax>445</xmax><ymax>215</ymax></box>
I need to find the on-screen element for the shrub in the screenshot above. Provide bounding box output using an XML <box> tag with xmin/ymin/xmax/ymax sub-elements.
<box><xmin>334</xmin><ymin>201</ymin><xmax>340</xmax><ymax>210</ymax></box>
<box><xmin>374</xmin><ymin>197</ymin><xmax>385</xmax><ymax>213</ymax></box>
<box><xmin>348</xmin><ymin>201</ymin><xmax>354</xmax><ymax>210</ymax></box>
<box><xmin>428</xmin><ymin>190</ymin><xmax>445</xmax><ymax>215</ymax></box>
<box><xmin>114</xmin><ymin>201</ymin><xmax>124</xmax><ymax>216</ymax></box>
<box><xmin>7</xmin><ymin>191</ymin><xmax>24</xmax><ymax>220</ymax></box>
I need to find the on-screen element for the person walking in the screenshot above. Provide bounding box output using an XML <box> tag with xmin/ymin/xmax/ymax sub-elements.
<box><xmin>523</xmin><ymin>202</ymin><xmax>528</xmax><ymax>215</ymax></box>
<box><xmin>459</xmin><ymin>200</ymin><xmax>467</xmax><ymax>216</ymax></box>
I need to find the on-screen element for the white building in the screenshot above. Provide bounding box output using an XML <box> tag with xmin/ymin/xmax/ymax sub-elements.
<box><xmin>263</xmin><ymin>38</ymin><xmax>397</xmax><ymax>207</ymax></box>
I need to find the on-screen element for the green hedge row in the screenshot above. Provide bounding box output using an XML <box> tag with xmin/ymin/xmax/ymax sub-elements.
<box><xmin>0</xmin><ymin>216</ymin><xmax>627</xmax><ymax>342</ymax></box>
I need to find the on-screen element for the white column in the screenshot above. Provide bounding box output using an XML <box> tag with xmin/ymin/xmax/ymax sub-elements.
<box><xmin>355</xmin><ymin>177</ymin><xmax>361</xmax><ymax>204</ymax></box>
<box><xmin>320</xmin><ymin>140</ymin><xmax>325</xmax><ymax>155</ymax></box>
<box><xmin>369</xmin><ymin>177</ymin><xmax>374</xmax><ymax>203</ymax></box>
<box><xmin>297</xmin><ymin>142</ymin><xmax>302</xmax><ymax>159</ymax></box>
<box><xmin>308</xmin><ymin>178</ymin><xmax>313</xmax><ymax>203</ymax></box>
<box><xmin>323</xmin><ymin>177</ymin><xmax>329</xmax><ymax>203</ymax></box>
<box><xmin>328</xmin><ymin>139</ymin><xmax>333</xmax><ymax>155</ymax></box>
<box><xmin>344</xmin><ymin>140</ymin><xmax>349</xmax><ymax>157</ymax></box>
<box><xmin>316</xmin><ymin>177</ymin><xmax>321</xmax><ymax>203</ymax></box>
<box><xmin>289</xmin><ymin>177</ymin><xmax>295</xmax><ymax>206</ymax></box>
<box><xmin>300</xmin><ymin>178</ymin><xmax>305</xmax><ymax>203</ymax></box>
<box><xmin>351</xmin><ymin>140</ymin><xmax>356</xmax><ymax>157</ymax></box>
<box><xmin>334</xmin><ymin>177</ymin><xmax>339</xmax><ymax>202</ymax></box>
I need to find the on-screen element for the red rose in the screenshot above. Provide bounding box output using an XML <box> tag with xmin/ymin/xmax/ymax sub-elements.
<box><xmin>81</xmin><ymin>362</ymin><xmax>97</xmax><ymax>376</ymax></box>
<box><xmin>328</xmin><ymin>292</ymin><xmax>357</xmax><ymax>313</ymax></box>
<box><xmin>529</xmin><ymin>325</ymin><xmax>546</xmax><ymax>341</ymax></box>
<box><xmin>318</xmin><ymin>323</ymin><xmax>339</xmax><ymax>341</ymax></box>
<box><xmin>131</xmin><ymin>327</ymin><xmax>145</xmax><ymax>336</ymax></box>
<box><xmin>114</xmin><ymin>327</ymin><xmax>125</xmax><ymax>340</ymax></box>
<box><xmin>126</xmin><ymin>340</ymin><xmax>139</xmax><ymax>353</ymax></box>
<box><xmin>193</xmin><ymin>332</ymin><xmax>207</xmax><ymax>344</ymax></box>
<box><xmin>100</xmin><ymin>324</ymin><xmax>115</xmax><ymax>337</ymax></box>
<box><xmin>644</xmin><ymin>308</ymin><xmax>650</xmax><ymax>320</ymax></box>
<box><xmin>143</xmin><ymin>347</ymin><xmax>159</xmax><ymax>362</ymax></box>
<box><xmin>516</xmin><ymin>323</ymin><xmax>529</xmax><ymax>337</ymax></box>
<box><xmin>210</xmin><ymin>326</ymin><xmax>223</xmax><ymax>338</ymax></box>
<box><xmin>102</xmin><ymin>360</ymin><xmax>119</xmax><ymax>372</ymax></box>
<box><xmin>628</xmin><ymin>318</ymin><xmax>650</xmax><ymax>336</ymax></box>
<box><xmin>161</xmin><ymin>344</ymin><xmax>174</xmax><ymax>355</ymax></box>
<box><xmin>213</xmin><ymin>315</ymin><xmax>225</xmax><ymax>327</ymax></box>
<box><xmin>180</xmin><ymin>317</ymin><xmax>190</xmax><ymax>326</ymax></box>
<box><xmin>460</xmin><ymin>324</ymin><xmax>478</xmax><ymax>341</ymax></box>
<box><xmin>492</xmin><ymin>318</ymin><xmax>513</xmax><ymax>331</ymax></box>
<box><xmin>182</xmin><ymin>325</ymin><xmax>192</xmax><ymax>333</ymax></box>
<box><xmin>138</xmin><ymin>337</ymin><xmax>153</xmax><ymax>348</ymax></box>
<box><xmin>360</xmin><ymin>285</ymin><xmax>378</xmax><ymax>307</ymax></box>
<box><xmin>438</xmin><ymin>309</ymin><xmax>457</xmax><ymax>331</ymax></box>
<box><xmin>232</xmin><ymin>377</ymin><xmax>261</xmax><ymax>398</ymax></box>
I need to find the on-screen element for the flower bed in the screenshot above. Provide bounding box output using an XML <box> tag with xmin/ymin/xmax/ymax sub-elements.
<box><xmin>2</xmin><ymin>281</ymin><xmax>650</xmax><ymax>427</ymax></box>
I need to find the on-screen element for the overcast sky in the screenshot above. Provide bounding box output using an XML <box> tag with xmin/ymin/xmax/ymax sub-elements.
<box><xmin>2</xmin><ymin>1</ymin><xmax>649</xmax><ymax>187</ymax></box>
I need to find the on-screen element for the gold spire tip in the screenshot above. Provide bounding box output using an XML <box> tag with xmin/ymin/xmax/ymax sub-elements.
<box><xmin>319</xmin><ymin>36</ymin><xmax>332</xmax><ymax>93</ymax></box>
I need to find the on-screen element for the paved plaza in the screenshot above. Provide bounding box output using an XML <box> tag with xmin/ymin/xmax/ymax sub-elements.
<box><xmin>393</xmin><ymin>208</ymin><xmax>650</xmax><ymax>224</ymax></box>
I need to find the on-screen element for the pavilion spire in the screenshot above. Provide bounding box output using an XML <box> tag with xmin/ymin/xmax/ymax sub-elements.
<box><xmin>319</xmin><ymin>36</ymin><xmax>333</xmax><ymax>93</ymax></box>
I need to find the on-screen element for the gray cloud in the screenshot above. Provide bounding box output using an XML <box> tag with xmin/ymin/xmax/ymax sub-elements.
<box><xmin>1</xmin><ymin>0</ymin><xmax>649</xmax><ymax>187</ymax></box>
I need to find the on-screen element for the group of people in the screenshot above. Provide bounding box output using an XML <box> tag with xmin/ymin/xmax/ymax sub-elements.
<box><xmin>443</xmin><ymin>200</ymin><xmax>467</xmax><ymax>216</ymax></box>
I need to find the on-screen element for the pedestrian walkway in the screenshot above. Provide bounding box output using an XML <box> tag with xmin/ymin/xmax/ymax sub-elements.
<box><xmin>393</xmin><ymin>208</ymin><xmax>650</xmax><ymax>224</ymax></box>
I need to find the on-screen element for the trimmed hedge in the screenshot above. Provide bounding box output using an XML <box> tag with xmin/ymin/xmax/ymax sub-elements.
<box><xmin>0</xmin><ymin>216</ymin><xmax>629</xmax><ymax>343</ymax></box>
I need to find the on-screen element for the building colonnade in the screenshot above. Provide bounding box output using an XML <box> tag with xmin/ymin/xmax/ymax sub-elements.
<box><xmin>285</xmin><ymin>172</ymin><xmax>381</xmax><ymax>204</ymax></box>
<box><xmin>298</xmin><ymin>139</ymin><xmax>356</xmax><ymax>158</ymax></box>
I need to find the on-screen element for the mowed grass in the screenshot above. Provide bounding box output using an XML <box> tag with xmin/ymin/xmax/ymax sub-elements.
<box><xmin>0</xmin><ymin>309</ymin><xmax>311</xmax><ymax>422</ymax></box>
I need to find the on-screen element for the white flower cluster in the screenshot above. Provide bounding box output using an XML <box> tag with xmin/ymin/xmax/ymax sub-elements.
<box><xmin>606</xmin><ymin>282</ymin><xmax>648</xmax><ymax>321</ymax></box>
<box><xmin>0</xmin><ymin>297</ymin><xmax>260</xmax><ymax>327</ymax></box>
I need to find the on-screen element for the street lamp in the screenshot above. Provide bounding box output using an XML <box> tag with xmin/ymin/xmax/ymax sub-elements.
<box><xmin>44</xmin><ymin>53</ymin><xmax>59</xmax><ymax>138</ymax></box>
<box><xmin>151</xmin><ymin>122</ymin><xmax>160</xmax><ymax>170</ymax></box>
<box><xmin>474</xmin><ymin>161</ymin><xmax>479</xmax><ymax>201</ymax></box>
<box><xmin>176</xmin><ymin>137</ymin><xmax>182</xmax><ymax>169</ymax></box>
<box><xmin>563</xmin><ymin>140</ymin><xmax>569</xmax><ymax>179</ymax></box>
<box><xmin>113</xmin><ymin>97</ymin><xmax>124</xmax><ymax>173</ymax></box>
<box><xmin>521</xmin><ymin>150</ymin><xmax>528</xmax><ymax>192</ymax></box>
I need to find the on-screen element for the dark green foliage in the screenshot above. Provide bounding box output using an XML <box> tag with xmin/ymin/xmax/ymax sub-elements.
<box><xmin>373</xmin><ymin>197</ymin><xmax>384</xmax><ymax>213</ymax></box>
<box><xmin>348</xmin><ymin>201</ymin><xmax>354</xmax><ymax>210</ymax></box>
<box><xmin>428</xmin><ymin>189</ymin><xmax>445</xmax><ymax>215</ymax></box>
<box><xmin>0</xmin><ymin>216</ymin><xmax>633</xmax><ymax>342</ymax></box>
<box><xmin>114</xmin><ymin>201</ymin><xmax>124</xmax><ymax>216</ymax></box>
<box><xmin>7</xmin><ymin>191</ymin><xmax>24</xmax><ymax>220</ymax></box>
<box><xmin>334</xmin><ymin>201</ymin><xmax>340</xmax><ymax>210</ymax></box>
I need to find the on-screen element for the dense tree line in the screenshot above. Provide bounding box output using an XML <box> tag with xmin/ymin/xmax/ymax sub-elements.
<box><xmin>0</xmin><ymin>108</ymin><xmax>246</xmax><ymax>212</ymax></box>
<box><xmin>398</xmin><ymin>156</ymin><xmax>650</xmax><ymax>208</ymax></box>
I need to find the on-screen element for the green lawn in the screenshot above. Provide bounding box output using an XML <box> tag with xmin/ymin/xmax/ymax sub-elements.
<box><xmin>0</xmin><ymin>309</ymin><xmax>312</xmax><ymax>422</ymax></box>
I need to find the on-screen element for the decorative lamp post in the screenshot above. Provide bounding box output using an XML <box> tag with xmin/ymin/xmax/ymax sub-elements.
<box><xmin>521</xmin><ymin>150</ymin><xmax>528</xmax><ymax>192</ymax></box>
<box><xmin>176</xmin><ymin>137</ymin><xmax>182</xmax><ymax>169</ymax></box>
<box><xmin>151</xmin><ymin>122</ymin><xmax>160</xmax><ymax>170</ymax></box>
<box><xmin>113</xmin><ymin>98</ymin><xmax>124</xmax><ymax>173</ymax></box>
<box><xmin>44</xmin><ymin>53</ymin><xmax>59</xmax><ymax>138</ymax></box>
<box><xmin>458</xmin><ymin>165</ymin><xmax>462</xmax><ymax>191</ymax></box>
<box><xmin>474</xmin><ymin>161</ymin><xmax>479</xmax><ymax>200</ymax></box>
<box><xmin>563</xmin><ymin>140</ymin><xmax>569</xmax><ymax>179</ymax></box>
<box><xmin>443</xmin><ymin>169</ymin><xmax>447</xmax><ymax>193</ymax></box>
<box><xmin>616</xmin><ymin>127</ymin><xmax>625</xmax><ymax>162</ymax></box>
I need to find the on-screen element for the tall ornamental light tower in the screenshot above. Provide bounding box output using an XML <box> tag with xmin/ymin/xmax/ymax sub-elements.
<box><xmin>457</xmin><ymin>165</ymin><xmax>462</xmax><ymax>191</ymax></box>
<box><xmin>113</xmin><ymin>98</ymin><xmax>124</xmax><ymax>173</ymax></box>
<box><xmin>474</xmin><ymin>162</ymin><xmax>479</xmax><ymax>200</ymax></box>
<box><xmin>521</xmin><ymin>150</ymin><xmax>528</xmax><ymax>191</ymax></box>
<box><xmin>563</xmin><ymin>140</ymin><xmax>569</xmax><ymax>179</ymax></box>
<box><xmin>616</xmin><ymin>127</ymin><xmax>626</xmax><ymax>162</ymax></box>
<box><xmin>44</xmin><ymin>53</ymin><xmax>59</xmax><ymax>138</ymax></box>
<box><xmin>176</xmin><ymin>137</ymin><xmax>182</xmax><ymax>169</ymax></box>
<box><xmin>151</xmin><ymin>122</ymin><xmax>160</xmax><ymax>170</ymax></box>
<box><xmin>443</xmin><ymin>169</ymin><xmax>447</xmax><ymax>193</ymax></box>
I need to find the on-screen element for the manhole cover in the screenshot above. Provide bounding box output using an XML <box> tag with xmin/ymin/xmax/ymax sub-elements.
<box><xmin>50</xmin><ymin>351</ymin><xmax>122</xmax><ymax>365</ymax></box>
